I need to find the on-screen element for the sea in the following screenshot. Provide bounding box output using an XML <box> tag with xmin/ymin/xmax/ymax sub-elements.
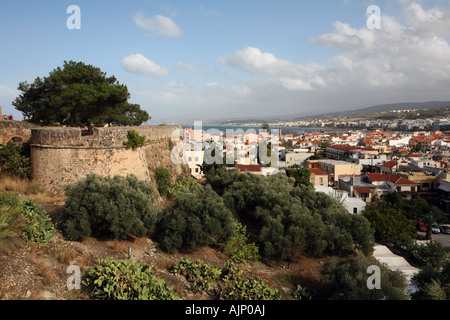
<box><xmin>180</xmin><ymin>124</ymin><xmax>335</xmax><ymax>135</ymax></box>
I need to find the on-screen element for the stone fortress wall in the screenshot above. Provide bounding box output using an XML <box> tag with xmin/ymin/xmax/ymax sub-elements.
<box><xmin>27</xmin><ymin>125</ymin><xmax>182</xmax><ymax>194</ymax></box>
<box><xmin>0</xmin><ymin>119</ymin><xmax>40</xmax><ymax>145</ymax></box>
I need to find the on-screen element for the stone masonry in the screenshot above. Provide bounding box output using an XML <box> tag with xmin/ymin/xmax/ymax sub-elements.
<box><xmin>29</xmin><ymin>126</ymin><xmax>182</xmax><ymax>194</ymax></box>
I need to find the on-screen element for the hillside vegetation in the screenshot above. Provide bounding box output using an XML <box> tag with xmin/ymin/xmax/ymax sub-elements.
<box><xmin>1</xmin><ymin>164</ymin><xmax>449</xmax><ymax>300</ymax></box>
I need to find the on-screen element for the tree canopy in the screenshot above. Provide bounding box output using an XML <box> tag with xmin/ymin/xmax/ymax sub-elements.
<box><xmin>13</xmin><ymin>60</ymin><xmax>150</xmax><ymax>127</ymax></box>
<box><xmin>204</xmin><ymin>167</ymin><xmax>374</xmax><ymax>261</ymax></box>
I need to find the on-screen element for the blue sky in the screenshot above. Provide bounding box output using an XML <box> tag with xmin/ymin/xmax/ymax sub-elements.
<box><xmin>1</xmin><ymin>0</ymin><xmax>450</xmax><ymax>124</ymax></box>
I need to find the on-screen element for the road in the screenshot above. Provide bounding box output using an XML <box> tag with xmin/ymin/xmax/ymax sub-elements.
<box><xmin>432</xmin><ymin>232</ymin><xmax>450</xmax><ymax>252</ymax></box>
<box><xmin>418</xmin><ymin>231</ymin><xmax>450</xmax><ymax>252</ymax></box>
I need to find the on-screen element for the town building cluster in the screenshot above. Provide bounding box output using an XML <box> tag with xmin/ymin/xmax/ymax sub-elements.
<box><xmin>182</xmin><ymin>126</ymin><xmax>450</xmax><ymax>217</ymax></box>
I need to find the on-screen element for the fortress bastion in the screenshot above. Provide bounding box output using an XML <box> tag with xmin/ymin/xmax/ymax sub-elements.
<box><xmin>30</xmin><ymin>126</ymin><xmax>183</xmax><ymax>194</ymax></box>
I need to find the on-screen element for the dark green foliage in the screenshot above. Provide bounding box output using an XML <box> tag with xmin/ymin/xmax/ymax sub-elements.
<box><xmin>158</xmin><ymin>184</ymin><xmax>234</xmax><ymax>253</ymax></box>
<box><xmin>167</xmin><ymin>174</ymin><xmax>197</xmax><ymax>199</ymax></box>
<box><xmin>123</xmin><ymin>130</ymin><xmax>146</xmax><ymax>149</ymax></box>
<box><xmin>83</xmin><ymin>258</ymin><xmax>178</xmax><ymax>300</ymax></box>
<box><xmin>203</xmin><ymin>166</ymin><xmax>241</xmax><ymax>197</ymax></box>
<box><xmin>154</xmin><ymin>167</ymin><xmax>172</xmax><ymax>197</ymax></box>
<box><xmin>316</xmin><ymin>254</ymin><xmax>408</xmax><ymax>300</ymax></box>
<box><xmin>60</xmin><ymin>174</ymin><xmax>158</xmax><ymax>241</ymax></box>
<box><xmin>363</xmin><ymin>202</ymin><xmax>416</xmax><ymax>244</ymax></box>
<box><xmin>411</xmin><ymin>257</ymin><xmax>450</xmax><ymax>300</ymax></box>
<box><xmin>285</xmin><ymin>166</ymin><xmax>312</xmax><ymax>187</ymax></box>
<box><xmin>13</xmin><ymin>60</ymin><xmax>150</xmax><ymax>127</ymax></box>
<box><xmin>20</xmin><ymin>198</ymin><xmax>55</xmax><ymax>247</ymax></box>
<box><xmin>214</xmin><ymin>172</ymin><xmax>374</xmax><ymax>261</ymax></box>
<box><xmin>391</xmin><ymin>234</ymin><xmax>447</xmax><ymax>269</ymax></box>
<box><xmin>0</xmin><ymin>142</ymin><xmax>31</xmax><ymax>179</ymax></box>
<box><xmin>365</xmin><ymin>193</ymin><xmax>447</xmax><ymax>242</ymax></box>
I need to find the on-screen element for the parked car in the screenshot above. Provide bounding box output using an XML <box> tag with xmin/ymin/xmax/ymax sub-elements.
<box><xmin>439</xmin><ymin>224</ymin><xmax>450</xmax><ymax>235</ymax></box>
<box><xmin>416</xmin><ymin>222</ymin><xmax>427</xmax><ymax>232</ymax></box>
<box><xmin>432</xmin><ymin>223</ymin><xmax>441</xmax><ymax>234</ymax></box>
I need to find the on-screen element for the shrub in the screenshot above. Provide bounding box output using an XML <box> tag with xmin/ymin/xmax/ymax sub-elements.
<box><xmin>0</xmin><ymin>205</ymin><xmax>24</xmax><ymax>250</ymax></box>
<box><xmin>123</xmin><ymin>130</ymin><xmax>146</xmax><ymax>149</ymax></box>
<box><xmin>171</xmin><ymin>258</ymin><xmax>222</xmax><ymax>293</ymax></box>
<box><xmin>316</xmin><ymin>253</ymin><xmax>408</xmax><ymax>300</ymax></box>
<box><xmin>20</xmin><ymin>198</ymin><xmax>55</xmax><ymax>247</ymax></box>
<box><xmin>0</xmin><ymin>191</ymin><xmax>22</xmax><ymax>208</ymax></box>
<box><xmin>292</xmin><ymin>284</ymin><xmax>312</xmax><ymax>300</ymax></box>
<box><xmin>158</xmin><ymin>184</ymin><xmax>234</xmax><ymax>253</ymax></box>
<box><xmin>83</xmin><ymin>258</ymin><xmax>179</xmax><ymax>300</ymax></box>
<box><xmin>391</xmin><ymin>234</ymin><xmax>447</xmax><ymax>269</ymax></box>
<box><xmin>154</xmin><ymin>167</ymin><xmax>172</xmax><ymax>197</ymax></box>
<box><xmin>171</xmin><ymin>258</ymin><xmax>280</xmax><ymax>300</ymax></box>
<box><xmin>167</xmin><ymin>174</ymin><xmax>197</xmax><ymax>199</ymax></box>
<box><xmin>363</xmin><ymin>203</ymin><xmax>417</xmax><ymax>244</ymax></box>
<box><xmin>220</xmin><ymin>173</ymin><xmax>375</xmax><ymax>261</ymax></box>
<box><xmin>223</xmin><ymin>221</ymin><xmax>260</xmax><ymax>264</ymax></box>
<box><xmin>0</xmin><ymin>192</ymin><xmax>54</xmax><ymax>248</ymax></box>
<box><xmin>60</xmin><ymin>174</ymin><xmax>159</xmax><ymax>241</ymax></box>
<box><xmin>218</xmin><ymin>261</ymin><xmax>280</xmax><ymax>300</ymax></box>
<box><xmin>0</xmin><ymin>142</ymin><xmax>31</xmax><ymax>179</ymax></box>
<box><xmin>411</xmin><ymin>258</ymin><xmax>450</xmax><ymax>300</ymax></box>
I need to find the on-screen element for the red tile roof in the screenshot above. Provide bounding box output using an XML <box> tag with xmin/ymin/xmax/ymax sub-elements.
<box><xmin>236</xmin><ymin>164</ymin><xmax>261</xmax><ymax>173</ymax></box>
<box><xmin>365</xmin><ymin>173</ymin><xmax>418</xmax><ymax>185</ymax></box>
<box><xmin>308</xmin><ymin>168</ymin><xmax>327</xmax><ymax>176</ymax></box>
<box><xmin>382</xmin><ymin>160</ymin><xmax>398</xmax><ymax>168</ymax></box>
<box><xmin>353</xmin><ymin>187</ymin><xmax>373</xmax><ymax>194</ymax></box>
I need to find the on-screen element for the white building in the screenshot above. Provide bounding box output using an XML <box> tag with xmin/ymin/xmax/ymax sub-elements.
<box><xmin>314</xmin><ymin>186</ymin><xmax>367</xmax><ymax>214</ymax></box>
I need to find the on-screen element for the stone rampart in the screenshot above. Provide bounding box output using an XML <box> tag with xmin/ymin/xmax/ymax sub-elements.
<box><xmin>30</xmin><ymin>126</ymin><xmax>182</xmax><ymax>194</ymax></box>
<box><xmin>0</xmin><ymin>120</ymin><xmax>40</xmax><ymax>145</ymax></box>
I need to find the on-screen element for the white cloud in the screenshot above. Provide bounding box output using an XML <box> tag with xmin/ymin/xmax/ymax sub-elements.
<box><xmin>218</xmin><ymin>47</ymin><xmax>324</xmax><ymax>91</ymax></box>
<box><xmin>134</xmin><ymin>2</ymin><xmax>450</xmax><ymax>121</ymax></box>
<box><xmin>218</xmin><ymin>2</ymin><xmax>450</xmax><ymax>98</ymax></box>
<box><xmin>121</xmin><ymin>54</ymin><xmax>169</xmax><ymax>78</ymax></box>
<box><xmin>133</xmin><ymin>13</ymin><xmax>183</xmax><ymax>38</ymax></box>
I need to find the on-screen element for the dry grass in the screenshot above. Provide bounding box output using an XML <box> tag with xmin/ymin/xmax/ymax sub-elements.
<box><xmin>108</xmin><ymin>240</ymin><xmax>132</xmax><ymax>255</ymax></box>
<box><xmin>0</xmin><ymin>175</ymin><xmax>42</xmax><ymax>195</ymax></box>
<box><xmin>27</xmin><ymin>251</ymin><xmax>55</xmax><ymax>285</ymax></box>
<box><xmin>0</xmin><ymin>175</ymin><xmax>30</xmax><ymax>193</ymax></box>
<box><xmin>77</xmin><ymin>252</ymin><xmax>96</xmax><ymax>269</ymax></box>
<box><xmin>56</xmin><ymin>247</ymin><xmax>77</xmax><ymax>265</ymax></box>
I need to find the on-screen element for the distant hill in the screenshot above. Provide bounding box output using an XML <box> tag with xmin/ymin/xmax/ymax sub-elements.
<box><xmin>209</xmin><ymin>101</ymin><xmax>450</xmax><ymax>125</ymax></box>
<box><xmin>290</xmin><ymin>101</ymin><xmax>450</xmax><ymax>121</ymax></box>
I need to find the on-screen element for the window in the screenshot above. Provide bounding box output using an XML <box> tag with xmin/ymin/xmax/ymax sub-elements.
<box><xmin>353</xmin><ymin>208</ymin><xmax>358</xmax><ymax>214</ymax></box>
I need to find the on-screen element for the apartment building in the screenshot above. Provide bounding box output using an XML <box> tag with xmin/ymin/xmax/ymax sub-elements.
<box><xmin>306</xmin><ymin>159</ymin><xmax>360</xmax><ymax>187</ymax></box>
